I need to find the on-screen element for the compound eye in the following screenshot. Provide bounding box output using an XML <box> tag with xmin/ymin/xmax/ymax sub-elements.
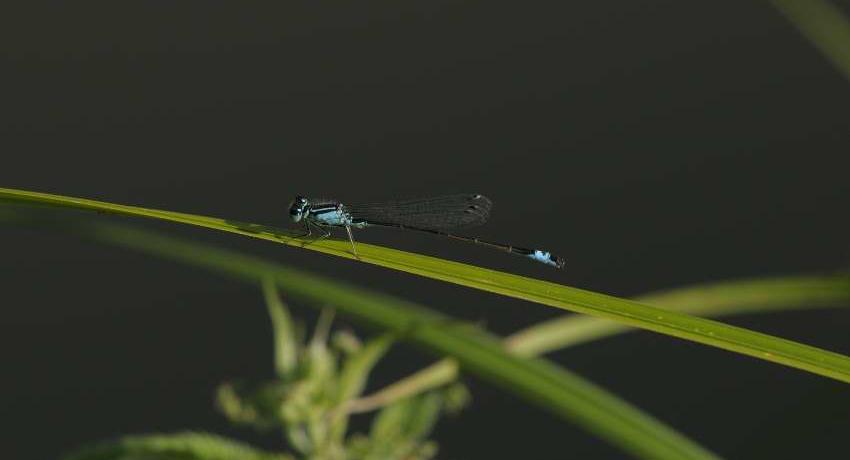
<box><xmin>288</xmin><ymin>197</ymin><xmax>306</xmax><ymax>220</ymax></box>
<box><xmin>288</xmin><ymin>207</ymin><xmax>303</xmax><ymax>222</ymax></box>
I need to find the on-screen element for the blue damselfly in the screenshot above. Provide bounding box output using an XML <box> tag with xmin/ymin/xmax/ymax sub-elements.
<box><xmin>288</xmin><ymin>193</ymin><xmax>564</xmax><ymax>269</ymax></box>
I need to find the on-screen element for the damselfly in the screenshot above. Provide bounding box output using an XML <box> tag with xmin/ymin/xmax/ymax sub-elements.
<box><xmin>288</xmin><ymin>193</ymin><xmax>564</xmax><ymax>269</ymax></box>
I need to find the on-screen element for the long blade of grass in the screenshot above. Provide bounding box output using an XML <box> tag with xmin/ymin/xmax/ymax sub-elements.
<box><xmin>507</xmin><ymin>274</ymin><xmax>850</xmax><ymax>356</ymax></box>
<box><xmin>63</xmin><ymin>431</ymin><xmax>292</xmax><ymax>460</ymax></box>
<box><xmin>75</xmin><ymin>221</ymin><xmax>719</xmax><ymax>460</ymax></box>
<box><xmin>346</xmin><ymin>273</ymin><xmax>850</xmax><ymax>416</ymax></box>
<box><xmin>3</xmin><ymin>186</ymin><xmax>850</xmax><ymax>384</ymax></box>
<box><xmin>769</xmin><ymin>0</ymin><xmax>850</xmax><ymax>81</ymax></box>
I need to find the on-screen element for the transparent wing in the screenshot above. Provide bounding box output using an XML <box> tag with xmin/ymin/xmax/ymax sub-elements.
<box><xmin>347</xmin><ymin>193</ymin><xmax>492</xmax><ymax>230</ymax></box>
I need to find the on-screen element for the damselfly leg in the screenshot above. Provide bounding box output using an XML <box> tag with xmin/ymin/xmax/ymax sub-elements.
<box><xmin>298</xmin><ymin>220</ymin><xmax>359</xmax><ymax>259</ymax></box>
<box><xmin>344</xmin><ymin>225</ymin><xmax>359</xmax><ymax>258</ymax></box>
<box><xmin>296</xmin><ymin>220</ymin><xmax>331</xmax><ymax>247</ymax></box>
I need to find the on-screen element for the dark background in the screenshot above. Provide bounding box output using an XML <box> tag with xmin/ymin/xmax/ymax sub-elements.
<box><xmin>2</xmin><ymin>1</ymin><xmax>850</xmax><ymax>459</ymax></box>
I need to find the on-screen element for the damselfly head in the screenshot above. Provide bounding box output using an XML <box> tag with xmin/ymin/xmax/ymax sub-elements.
<box><xmin>288</xmin><ymin>196</ymin><xmax>310</xmax><ymax>223</ymax></box>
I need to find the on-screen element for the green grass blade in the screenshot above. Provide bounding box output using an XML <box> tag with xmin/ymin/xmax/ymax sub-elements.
<box><xmin>343</xmin><ymin>272</ymin><xmax>850</xmax><ymax>419</ymax></box>
<box><xmin>62</xmin><ymin>431</ymin><xmax>292</xmax><ymax>460</ymax></box>
<box><xmin>3</xmin><ymin>186</ymin><xmax>850</xmax><ymax>384</ymax></box>
<box><xmin>79</xmin><ymin>222</ymin><xmax>719</xmax><ymax>460</ymax></box>
<box><xmin>507</xmin><ymin>274</ymin><xmax>850</xmax><ymax>356</ymax></box>
<box><xmin>769</xmin><ymin>0</ymin><xmax>850</xmax><ymax>81</ymax></box>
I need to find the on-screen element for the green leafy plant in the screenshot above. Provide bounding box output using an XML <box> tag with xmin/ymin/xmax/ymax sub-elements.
<box><xmin>2</xmin><ymin>187</ymin><xmax>849</xmax><ymax>459</ymax></box>
<box><xmin>63</xmin><ymin>278</ymin><xmax>468</xmax><ymax>460</ymax></box>
<box><xmin>213</xmin><ymin>281</ymin><xmax>465</xmax><ymax>460</ymax></box>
